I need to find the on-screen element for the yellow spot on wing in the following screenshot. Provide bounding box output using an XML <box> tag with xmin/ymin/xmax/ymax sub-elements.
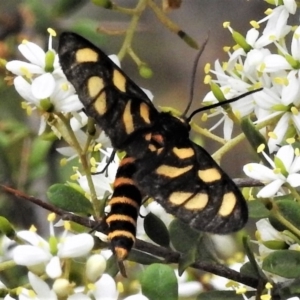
<box><xmin>106</xmin><ymin>214</ymin><xmax>136</xmax><ymax>225</ymax></box>
<box><xmin>156</xmin><ymin>165</ymin><xmax>193</xmax><ymax>178</ymax></box>
<box><xmin>123</xmin><ymin>100</ymin><xmax>134</xmax><ymax>134</ymax></box>
<box><xmin>94</xmin><ymin>92</ymin><xmax>107</xmax><ymax>115</ymax></box>
<box><xmin>169</xmin><ymin>192</ymin><xmax>208</xmax><ymax>210</ymax></box>
<box><xmin>144</xmin><ymin>133</ymin><xmax>152</xmax><ymax>141</ymax></box>
<box><xmin>173</xmin><ymin>147</ymin><xmax>194</xmax><ymax>159</ymax></box>
<box><xmin>76</xmin><ymin>48</ymin><xmax>98</xmax><ymax>62</ymax></box>
<box><xmin>218</xmin><ymin>192</ymin><xmax>236</xmax><ymax>216</ymax></box>
<box><xmin>88</xmin><ymin>76</ymin><xmax>104</xmax><ymax>97</ymax></box>
<box><xmin>113</xmin><ymin>69</ymin><xmax>126</xmax><ymax>92</ymax></box>
<box><xmin>148</xmin><ymin>144</ymin><xmax>157</xmax><ymax>152</ymax></box>
<box><xmin>198</xmin><ymin>168</ymin><xmax>221</xmax><ymax>183</ymax></box>
<box><xmin>140</xmin><ymin>103</ymin><xmax>151</xmax><ymax>124</ymax></box>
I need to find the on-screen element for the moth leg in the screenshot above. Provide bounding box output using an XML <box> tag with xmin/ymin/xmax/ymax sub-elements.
<box><xmin>106</xmin><ymin>156</ymin><xmax>142</xmax><ymax>264</ymax></box>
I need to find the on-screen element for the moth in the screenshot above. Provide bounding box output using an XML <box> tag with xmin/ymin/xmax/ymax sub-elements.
<box><xmin>58</xmin><ymin>32</ymin><xmax>249</xmax><ymax>262</ymax></box>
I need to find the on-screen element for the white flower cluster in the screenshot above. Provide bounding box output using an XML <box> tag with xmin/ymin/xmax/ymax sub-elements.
<box><xmin>205</xmin><ymin>1</ymin><xmax>300</xmax><ymax>199</ymax></box>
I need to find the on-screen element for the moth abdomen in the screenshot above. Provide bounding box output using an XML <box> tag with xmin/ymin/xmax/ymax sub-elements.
<box><xmin>106</xmin><ymin>157</ymin><xmax>142</xmax><ymax>261</ymax></box>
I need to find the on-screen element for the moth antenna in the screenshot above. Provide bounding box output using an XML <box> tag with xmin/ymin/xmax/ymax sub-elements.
<box><xmin>181</xmin><ymin>33</ymin><xmax>210</xmax><ymax>118</ymax></box>
<box><xmin>186</xmin><ymin>88</ymin><xmax>263</xmax><ymax>123</ymax></box>
<box><xmin>92</xmin><ymin>150</ymin><xmax>116</xmax><ymax>175</ymax></box>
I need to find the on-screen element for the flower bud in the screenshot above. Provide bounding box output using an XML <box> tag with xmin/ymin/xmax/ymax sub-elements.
<box><xmin>86</xmin><ymin>254</ymin><xmax>107</xmax><ymax>282</ymax></box>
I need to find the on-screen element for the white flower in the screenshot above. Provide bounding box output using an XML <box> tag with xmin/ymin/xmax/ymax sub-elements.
<box><xmin>13</xmin><ymin>219</ymin><xmax>94</xmax><ymax>279</ymax></box>
<box><xmin>243</xmin><ymin>145</ymin><xmax>300</xmax><ymax>197</ymax></box>
<box><xmin>18</xmin><ymin>272</ymin><xmax>57</xmax><ymax>300</ymax></box>
<box><xmin>6</xmin><ymin>29</ymin><xmax>83</xmax><ymax>134</ymax></box>
<box><xmin>91</xmin><ymin>274</ymin><xmax>119</xmax><ymax>300</ymax></box>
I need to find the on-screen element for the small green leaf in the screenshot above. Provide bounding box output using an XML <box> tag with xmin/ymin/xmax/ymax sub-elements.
<box><xmin>248</xmin><ymin>200</ymin><xmax>270</xmax><ymax>219</ymax></box>
<box><xmin>47</xmin><ymin>184</ymin><xmax>93</xmax><ymax>214</ymax></box>
<box><xmin>105</xmin><ymin>255</ymin><xmax>119</xmax><ymax>277</ymax></box>
<box><xmin>241</xmin><ymin>118</ymin><xmax>269</xmax><ymax>163</ymax></box>
<box><xmin>240</xmin><ymin>262</ymin><xmax>259</xmax><ymax>280</ymax></box>
<box><xmin>169</xmin><ymin>219</ymin><xmax>201</xmax><ymax>253</ymax></box>
<box><xmin>144</xmin><ymin>212</ymin><xmax>170</xmax><ymax>247</ymax></box>
<box><xmin>0</xmin><ymin>216</ymin><xmax>15</xmax><ymax>238</ymax></box>
<box><xmin>178</xmin><ymin>246</ymin><xmax>198</xmax><ymax>275</ymax></box>
<box><xmin>141</xmin><ymin>264</ymin><xmax>178</xmax><ymax>300</ymax></box>
<box><xmin>275</xmin><ymin>199</ymin><xmax>300</xmax><ymax>229</ymax></box>
<box><xmin>128</xmin><ymin>249</ymin><xmax>163</xmax><ymax>265</ymax></box>
<box><xmin>262</xmin><ymin>250</ymin><xmax>300</xmax><ymax>278</ymax></box>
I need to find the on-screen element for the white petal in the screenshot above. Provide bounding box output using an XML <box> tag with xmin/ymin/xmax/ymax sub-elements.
<box><xmin>28</xmin><ymin>272</ymin><xmax>57</xmax><ymax>299</ymax></box>
<box><xmin>6</xmin><ymin>61</ymin><xmax>44</xmax><ymax>76</ymax></box>
<box><xmin>70</xmin><ymin>112</ymin><xmax>88</xmax><ymax>131</ymax></box>
<box><xmin>13</xmin><ymin>76</ymin><xmax>38</xmax><ymax>104</ymax></box>
<box><xmin>291</xmin><ymin>26</ymin><xmax>300</xmax><ymax>60</ymax></box>
<box><xmin>17</xmin><ymin>230</ymin><xmax>49</xmax><ymax>249</ymax></box>
<box><xmin>13</xmin><ymin>245</ymin><xmax>51</xmax><ymax>265</ymax></box>
<box><xmin>31</xmin><ymin>73</ymin><xmax>55</xmax><ymax>99</ymax></box>
<box><xmin>281</xmin><ymin>71</ymin><xmax>300</xmax><ymax>105</ymax></box>
<box><xmin>287</xmin><ymin>173</ymin><xmax>300</xmax><ymax>187</ymax></box>
<box><xmin>108</xmin><ymin>54</ymin><xmax>120</xmax><ymax>67</ymax></box>
<box><xmin>57</xmin><ymin>233</ymin><xmax>94</xmax><ymax>258</ymax></box>
<box><xmin>256</xmin><ymin>219</ymin><xmax>284</xmax><ymax>241</ymax></box>
<box><xmin>245</xmin><ymin>28</ymin><xmax>259</xmax><ymax>47</ymax></box>
<box><xmin>223</xmin><ymin>116</ymin><xmax>233</xmax><ymax>140</ymax></box>
<box><xmin>54</xmin><ymin>94</ymin><xmax>83</xmax><ymax>113</ymax></box>
<box><xmin>67</xmin><ymin>294</ymin><xmax>90</xmax><ymax>300</ymax></box>
<box><xmin>243</xmin><ymin>164</ymin><xmax>278</xmax><ymax>181</ymax></box>
<box><xmin>178</xmin><ymin>282</ymin><xmax>203</xmax><ymax>298</ymax></box>
<box><xmin>19</xmin><ymin>41</ymin><xmax>45</xmax><ymax>67</ymax></box>
<box><xmin>124</xmin><ymin>295</ymin><xmax>149</xmax><ymax>300</ymax></box>
<box><xmin>276</xmin><ymin>145</ymin><xmax>294</xmax><ymax>170</ymax></box>
<box><xmin>263</xmin><ymin>54</ymin><xmax>291</xmax><ymax>72</ymax></box>
<box><xmin>257</xmin><ymin>179</ymin><xmax>284</xmax><ymax>198</ymax></box>
<box><xmin>46</xmin><ymin>256</ymin><xmax>62</xmax><ymax>279</ymax></box>
<box><xmin>93</xmin><ymin>274</ymin><xmax>118</xmax><ymax>299</ymax></box>
<box><xmin>283</xmin><ymin>0</ymin><xmax>297</xmax><ymax>14</ymax></box>
<box><xmin>289</xmin><ymin>155</ymin><xmax>300</xmax><ymax>173</ymax></box>
<box><xmin>142</xmin><ymin>88</ymin><xmax>154</xmax><ymax>101</ymax></box>
<box><xmin>268</xmin><ymin>113</ymin><xmax>290</xmax><ymax>153</ymax></box>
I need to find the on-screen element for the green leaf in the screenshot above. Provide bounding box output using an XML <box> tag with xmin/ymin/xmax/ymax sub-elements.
<box><xmin>128</xmin><ymin>249</ymin><xmax>163</xmax><ymax>265</ymax></box>
<box><xmin>241</xmin><ymin>118</ymin><xmax>269</xmax><ymax>163</ymax></box>
<box><xmin>169</xmin><ymin>219</ymin><xmax>201</xmax><ymax>253</ymax></box>
<box><xmin>105</xmin><ymin>255</ymin><xmax>119</xmax><ymax>277</ymax></box>
<box><xmin>0</xmin><ymin>216</ymin><xmax>15</xmax><ymax>238</ymax></box>
<box><xmin>240</xmin><ymin>261</ymin><xmax>259</xmax><ymax>280</ymax></box>
<box><xmin>262</xmin><ymin>250</ymin><xmax>300</xmax><ymax>278</ymax></box>
<box><xmin>275</xmin><ymin>199</ymin><xmax>300</xmax><ymax>229</ymax></box>
<box><xmin>178</xmin><ymin>246</ymin><xmax>198</xmax><ymax>275</ymax></box>
<box><xmin>141</xmin><ymin>264</ymin><xmax>178</xmax><ymax>300</ymax></box>
<box><xmin>47</xmin><ymin>184</ymin><xmax>93</xmax><ymax>214</ymax></box>
<box><xmin>248</xmin><ymin>200</ymin><xmax>270</xmax><ymax>219</ymax></box>
<box><xmin>197</xmin><ymin>291</ymin><xmax>254</xmax><ymax>300</ymax></box>
<box><xmin>144</xmin><ymin>212</ymin><xmax>170</xmax><ymax>247</ymax></box>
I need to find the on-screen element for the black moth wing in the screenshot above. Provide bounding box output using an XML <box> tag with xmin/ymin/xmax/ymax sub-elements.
<box><xmin>58</xmin><ymin>32</ymin><xmax>159</xmax><ymax>154</ymax></box>
<box><xmin>134</xmin><ymin>112</ymin><xmax>248</xmax><ymax>234</ymax></box>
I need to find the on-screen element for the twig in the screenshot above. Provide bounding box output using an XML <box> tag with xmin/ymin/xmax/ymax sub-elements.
<box><xmin>1</xmin><ymin>184</ymin><xmax>261</xmax><ymax>289</ymax></box>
